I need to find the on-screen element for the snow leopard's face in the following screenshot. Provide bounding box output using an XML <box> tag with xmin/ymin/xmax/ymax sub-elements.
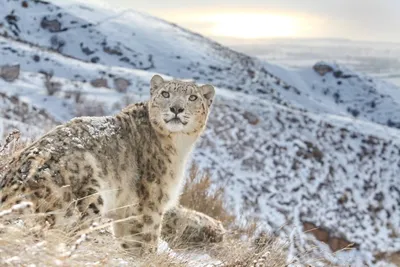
<box><xmin>149</xmin><ymin>75</ymin><xmax>215</xmax><ymax>135</ymax></box>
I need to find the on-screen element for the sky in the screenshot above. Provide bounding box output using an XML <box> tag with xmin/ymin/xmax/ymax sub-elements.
<box><xmin>57</xmin><ymin>0</ymin><xmax>400</xmax><ymax>44</ymax></box>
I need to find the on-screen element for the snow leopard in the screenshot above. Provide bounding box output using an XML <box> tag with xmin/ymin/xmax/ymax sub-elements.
<box><xmin>0</xmin><ymin>74</ymin><xmax>220</xmax><ymax>256</ymax></box>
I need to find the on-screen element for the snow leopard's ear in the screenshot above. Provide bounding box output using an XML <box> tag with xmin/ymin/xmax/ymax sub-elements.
<box><xmin>199</xmin><ymin>84</ymin><xmax>215</xmax><ymax>107</ymax></box>
<box><xmin>150</xmin><ymin>74</ymin><xmax>164</xmax><ymax>95</ymax></box>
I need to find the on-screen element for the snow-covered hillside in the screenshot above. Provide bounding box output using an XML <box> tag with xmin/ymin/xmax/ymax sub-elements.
<box><xmin>0</xmin><ymin>0</ymin><xmax>292</xmax><ymax>106</ymax></box>
<box><xmin>1</xmin><ymin>67</ymin><xmax>399</xmax><ymax>265</ymax></box>
<box><xmin>200</xmin><ymin>92</ymin><xmax>400</xmax><ymax>262</ymax></box>
<box><xmin>3</xmin><ymin>0</ymin><xmax>400</xmax><ymax>130</ymax></box>
<box><xmin>0</xmin><ymin>0</ymin><xmax>400</xmax><ymax>265</ymax></box>
<box><xmin>265</xmin><ymin>60</ymin><xmax>400</xmax><ymax>128</ymax></box>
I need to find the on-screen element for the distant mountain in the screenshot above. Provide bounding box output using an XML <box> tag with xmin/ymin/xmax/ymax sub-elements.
<box><xmin>266</xmin><ymin>60</ymin><xmax>400</xmax><ymax>128</ymax></box>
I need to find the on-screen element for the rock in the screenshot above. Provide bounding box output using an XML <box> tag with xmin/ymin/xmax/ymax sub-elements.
<box><xmin>243</xmin><ymin>111</ymin><xmax>259</xmax><ymax>125</ymax></box>
<box><xmin>50</xmin><ymin>35</ymin><xmax>65</xmax><ymax>52</ymax></box>
<box><xmin>328</xmin><ymin>237</ymin><xmax>353</xmax><ymax>252</ymax></box>
<box><xmin>113</xmin><ymin>77</ymin><xmax>130</xmax><ymax>93</ymax></box>
<box><xmin>80</xmin><ymin>43</ymin><xmax>95</xmax><ymax>56</ymax></box>
<box><xmin>247</xmin><ymin>69</ymin><xmax>256</xmax><ymax>79</ymax></box>
<box><xmin>376</xmin><ymin>251</ymin><xmax>400</xmax><ymax>266</ymax></box>
<box><xmin>40</xmin><ymin>17</ymin><xmax>62</xmax><ymax>32</ymax></box>
<box><xmin>90</xmin><ymin>78</ymin><xmax>108</xmax><ymax>88</ymax></box>
<box><xmin>44</xmin><ymin>80</ymin><xmax>62</xmax><ymax>96</ymax></box>
<box><xmin>90</xmin><ymin>57</ymin><xmax>100</xmax><ymax>63</ymax></box>
<box><xmin>313</xmin><ymin>62</ymin><xmax>334</xmax><ymax>76</ymax></box>
<box><xmin>32</xmin><ymin>55</ymin><xmax>40</xmax><ymax>62</ymax></box>
<box><xmin>162</xmin><ymin>205</ymin><xmax>225</xmax><ymax>248</ymax></box>
<box><xmin>0</xmin><ymin>64</ymin><xmax>20</xmax><ymax>82</ymax></box>
<box><xmin>303</xmin><ymin>222</ymin><xmax>329</xmax><ymax>243</ymax></box>
<box><xmin>333</xmin><ymin>70</ymin><xmax>354</xmax><ymax>79</ymax></box>
<box><xmin>103</xmin><ymin>46</ymin><xmax>123</xmax><ymax>56</ymax></box>
<box><xmin>303</xmin><ymin>221</ymin><xmax>356</xmax><ymax>252</ymax></box>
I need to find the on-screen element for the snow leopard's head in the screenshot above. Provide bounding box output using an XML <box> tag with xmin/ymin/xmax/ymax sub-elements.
<box><xmin>148</xmin><ymin>75</ymin><xmax>215</xmax><ymax>135</ymax></box>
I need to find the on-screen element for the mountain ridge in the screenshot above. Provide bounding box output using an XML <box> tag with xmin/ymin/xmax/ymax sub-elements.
<box><xmin>0</xmin><ymin>0</ymin><xmax>399</xmax><ymax>265</ymax></box>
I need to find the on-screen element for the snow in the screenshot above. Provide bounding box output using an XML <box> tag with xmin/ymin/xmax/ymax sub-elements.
<box><xmin>0</xmin><ymin>0</ymin><xmax>399</xmax><ymax>265</ymax></box>
<box><xmin>158</xmin><ymin>240</ymin><xmax>221</xmax><ymax>266</ymax></box>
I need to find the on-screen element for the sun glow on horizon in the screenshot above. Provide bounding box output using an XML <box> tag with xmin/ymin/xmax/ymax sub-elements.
<box><xmin>148</xmin><ymin>9</ymin><xmax>320</xmax><ymax>40</ymax></box>
<box><xmin>203</xmin><ymin>13</ymin><xmax>299</xmax><ymax>39</ymax></box>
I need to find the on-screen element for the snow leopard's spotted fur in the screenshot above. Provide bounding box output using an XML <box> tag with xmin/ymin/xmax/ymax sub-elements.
<box><xmin>0</xmin><ymin>75</ymin><xmax>223</xmax><ymax>256</ymax></box>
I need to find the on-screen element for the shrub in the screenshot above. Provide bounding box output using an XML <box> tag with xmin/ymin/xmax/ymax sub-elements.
<box><xmin>180</xmin><ymin>163</ymin><xmax>236</xmax><ymax>227</ymax></box>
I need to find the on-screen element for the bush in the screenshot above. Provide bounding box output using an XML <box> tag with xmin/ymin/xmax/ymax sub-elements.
<box><xmin>180</xmin><ymin>163</ymin><xmax>236</xmax><ymax>227</ymax></box>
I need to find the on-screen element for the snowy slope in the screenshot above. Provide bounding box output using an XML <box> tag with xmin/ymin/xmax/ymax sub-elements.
<box><xmin>0</xmin><ymin>0</ymin><xmax>292</xmax><ymax>106</ymax></box>
<box><xmin>0</xmin><ymin>89</ymin><xmax>57</xmax><ymax>139</ymax></box>
<box><xmin>0</xmin><ymin>0</ymin><xmax>400</xmax><ymax>265</ymax></box>
<box><xmin>198</xmin><ymin>92</ymin><xmax>400</xmax><ymax>259</ymax></box>
<box><xmin>2</xmin><ymin>0</ymin><xmax>400</xmax><ymax>131</ymax></box>
<box><xmin>265</xmin><ymin>60</ymin><xmax>400</xmax><ymax>129</ymax></box>
<box><xmin>0</xmin><ymin>36</ymin><xmax>153</xmax><ymax>96</ymax></box>
<box><xmin>299</xmin><ymin>62</ymin><xmax>400</xmax><ymax>128</ymax></box>
<box><xmin>1</xmin><ymin>65</ymin><xmax>399</xmax><ymax>265</ymax></box>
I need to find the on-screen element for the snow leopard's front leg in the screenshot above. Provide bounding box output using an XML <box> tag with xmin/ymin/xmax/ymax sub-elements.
<box><xmin>113</xmin><ymin>206</ymin><xmax>163</xmax><ymax>256</ymax></box>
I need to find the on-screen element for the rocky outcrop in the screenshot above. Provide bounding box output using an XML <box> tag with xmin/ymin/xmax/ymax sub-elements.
<box><xmin>90</xmin><ymin>78</ymin><xmax>108</xmax><ymax>88</ymax></box>
<box><xmin>40</xmin><ymin>17</ymin><xmax>62</xmax><ymax>32</ymax></box>
<box><xmin>313</xmin><ymin>62</ymin><xmax>334</xmax><ymax>76</ymax></box>
<box><xmin>243</xmin><ymin>111</ymin><xmax>259</xmax><ymax>125</ymax></box>
<box><xmin>113</xmin><ymin>77</ymin><xmax>130</xmax><ymax>93</ymax></box>
<box><xmin>162</xmin><ymin>205</ymin><xmax>225</xmax><ymax>248</ymax></box>
<box><xmin>303</xmin><ymin>221</ymin><xmax>356</xmax><ymax>252</ymax></box>
<box><xmin>0</xmin><ymin>64</ymin><xmax>20</xmax><ymax>82</ymax></box>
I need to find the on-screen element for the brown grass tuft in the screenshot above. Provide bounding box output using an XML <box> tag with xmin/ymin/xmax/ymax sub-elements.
<box><xmin>210</xmin><ymin>236</ymin><xmax>290</xmax><ymax>267</ymax></box>
<box><xmin>0</xmin><ymin>130</ymin><xmax>26</xmax><ymax>174</ymax></box>
<box><xmin>180</xmin><ymin>163</ymin><xmax>236</xmax><ymax>227</ymax></box>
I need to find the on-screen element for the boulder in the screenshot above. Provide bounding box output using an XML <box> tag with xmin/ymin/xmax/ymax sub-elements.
<box><xmin>243</xmin><ymin>111</ymin><xmax>259</xmax><ymax>125</ymax></box>
<box><xmin>113</xmin><ymin>77</ymin><xmax>130</xmax><ymax>93</ymax></box>
<box><xmin>162</xmin><ymin>205</ymin><xmax>225</xmax><ymax>248</ymax></box>
<box><xmin>40</xmin><ymin>17</ymin><xmax>62</xmax><ymax>32</ymax></box>
<box><xmin>90</xmin><ymin>78</ymin><xmax>108</xmax><ymax>88</ymax></box>
<box><xmin>303</xmin><ymin>221</ymin><xmax>356</xmax><ymax>252</ymax></box>
<box><xmin>313</xmin><ymin>62</ymin><xmax>334</xmax><ymax>76</ymax></box>
<box><xmin>0</xmin><ymin>64</ymin><xmax>20</xmax><ymax>82</ymax></box>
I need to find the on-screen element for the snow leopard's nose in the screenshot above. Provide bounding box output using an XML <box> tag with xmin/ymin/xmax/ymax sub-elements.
<box><xmin>170</xmin><ymin>106</ymin><xmax>184</xmax><ymax>115</ymax></box>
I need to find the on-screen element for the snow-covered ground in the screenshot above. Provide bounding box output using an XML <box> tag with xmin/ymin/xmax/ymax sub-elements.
<box><xmin>0</xmin><ymin>0</ymin><xmax>400</xmax><ymax>265</ymax></box>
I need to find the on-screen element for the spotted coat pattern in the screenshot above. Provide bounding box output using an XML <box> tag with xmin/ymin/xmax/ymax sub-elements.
<box><xmin>0</xmin><ymin>75</ymin><xmax>217</xmax><ymax>256</ymax></box>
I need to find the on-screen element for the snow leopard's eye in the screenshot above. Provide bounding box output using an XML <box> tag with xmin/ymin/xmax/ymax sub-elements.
<box><xmin>161</xmin><ymin>91</ymin><xmax>170</xmax><ymax>98</ymax></box>
<box><xmin>189</xmin><ymin>95</ymin><xmax>198</xmax><ymax>101</ymax></box>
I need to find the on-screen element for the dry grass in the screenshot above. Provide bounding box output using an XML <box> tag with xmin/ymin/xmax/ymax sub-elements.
<box><xmin>0</xmin><ymin>218</ymin><xmax>195</xmax><ymax>266</ymax></box>
<box><xmin>174</xmin><ymin>163</ymin><xmax>294</xmax><ymax>266</ymax></box>
<box><xmin>180</xmin><ymin>163</ymin><xmax>262</xmax><ymax>240</ymax></box>
<box><xmin>0</xmin><ymin>130</ymin><xmax>24</xmax><ymax>173</ymax></box>
<box><xmin>180</xmin><ymin>163</ymin><xmax>236</xmax><ymax>227</ymax></box>
<box><xmin>0</xmin><ymin>133</ymin><xmax>292</xmax><ymax>266</ymax></box>
<box><xmin>210</xmin><ymin>237</ymin><xmax>289</xmax><ymax>267</ymax></box>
